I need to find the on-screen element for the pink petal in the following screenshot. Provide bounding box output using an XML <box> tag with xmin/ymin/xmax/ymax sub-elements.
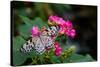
<box><xmin>65</xmin><ymin>29</ymin><xmax>76</xmax><ymax>38</ymax></box>
<box><xmin>58</xmin><ymin>27</ymin><xmax>66</xmax><ymax>34</ymax></box>
<box><xmin>54</xmin><ymin>48</ymin><xmax>62</xmax><ymax>56</ymax></box>
<box><xmin>65</xmin><ymin>20</ymin><xmax>73</xmax><ymax>29</ymax></box>
<box><xmin>31</xmin><ymin>26</ymin><xmax>39</xmax><ymax>36</ymax></box>
<box><xmin>70</xmin><ymin>29</ymin><xmax>76</xmax><ymax>38</ymax></box>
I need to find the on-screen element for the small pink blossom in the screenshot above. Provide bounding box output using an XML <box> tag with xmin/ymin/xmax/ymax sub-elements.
<box><xmin>54</xmin><ymin>51</ymin><xmax>62</xmax><ymax>56</ymax></box>
<box><xmin>56</xmin><ymin>18</ymin><xmax>65</xmax><ymax>25</ymax></box>
<box><xmin>54</xmin><ymin>42</ymin><xmax>60</xmax><ymax>48</ymax></box>
<box><xmin>65</xmin><ymin>20</ymin><xmax>73</xmax><ymax>29</ymax></box>
<box><xmin>58</xmin><ymin>27</ymin><xmax>66</xmax><ymax>35</ymax></box>
<box><xmin>54</xmin><ymin>42</ymin><xmax>62</xmax><ymax>56</ymax></box>
<box><xmin>58</xmin><ymin>20</ymin><xmax>76</xmax><ymax>37</ymax></box>
<box><xmin>31</xmin><ymin>26</ymin><xmax>39</xmax><ymax>36</ymax></box>
<box><xmin>65</xmin><ymin>29</ymin><xmax>76</xmax><ymax>38</ymax></box>
<box><xmin>49</xmin><ymin>15</ymin><xmax>65</xmax><ymax>25</ymax></box>
<box><xmin>55</xmin><ymin>47</ymin><xmax>62</xmax><ymax>51</ymax></box>
<box><xmin>70</xmin><ymin>29</ymin><xmax>76</xmax><ymax>38</ymax></box>
<box><xmin>49</xmin><ymin>15</ymin><xmax>55</xmax><ymax>22</ymax></box>
<box><xmin>54</xmin><ymin>47</ymin><xmax>62</xmax><ymax>56</ymax></box>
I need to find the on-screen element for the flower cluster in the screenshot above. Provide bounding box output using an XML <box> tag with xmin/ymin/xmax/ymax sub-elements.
<box><xmin>48</xmin><ymin>15</ymin><xmax>76</xmax><ymax>38</ymax></box>
<box><xmin>31</xmin><ymin>15</ymin><xmax>76</xmax><ymax>56</ymax></box>
<box><xmin>54</xmin><ymin>42</ymin><xmax>62</xmax><ymax>56</ymax></box>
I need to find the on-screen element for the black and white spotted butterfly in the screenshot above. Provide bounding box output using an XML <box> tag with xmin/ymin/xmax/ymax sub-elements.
<box><xmin>20</xmin><ymin>26</ymin><xmax>59</xmax><ymax>54</ymax></box>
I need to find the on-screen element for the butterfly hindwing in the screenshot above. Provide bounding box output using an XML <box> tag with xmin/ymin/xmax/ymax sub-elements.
<box><xmin>20</xmin><ymin>36</ymin><xmax>46</xmax><ymax>54</ymax></box>
<box><xmin>20</xmin><ymin>38</ymin><xmax>35</xmax><ymax>53</ymax></box>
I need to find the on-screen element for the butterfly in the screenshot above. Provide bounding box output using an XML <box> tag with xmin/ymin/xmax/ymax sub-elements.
<box><xmin>20</xmin><ymin>26</ymin><xmax>59</xmax><ymax>54</ymax></box>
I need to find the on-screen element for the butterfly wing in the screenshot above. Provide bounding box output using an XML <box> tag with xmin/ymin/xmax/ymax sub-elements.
<box><xmin>40</xmin><ymin>35</ymin><xmax>54</xmax><ymax>50</ymax></box>
<box><xmin>40</xmin><ymin>26</ymin><xmax>59</xmax><ymax>49</ymax></box>
<box><xmin>33</xmin><ymin>36</ymin><xmax>46</xmax><ymax>54</ymax></box>
<box><xmin>20</xmin><ymin>37</ymin><xmax>35</xmax><ymax>53</ymax></box>
<box><xmin>20</xmin><ymin>36</ymin><xmax>45</xmax><ymax>54</ymax></box>
<box><xmin>49</xmin><ymin>26</ymin><xmax>59</xmax><ymax>36</ymax></box>
<box><xmin>20</xmin><ymin>26</ymin><xmax>59</xmax><ymax>54</ymax></box>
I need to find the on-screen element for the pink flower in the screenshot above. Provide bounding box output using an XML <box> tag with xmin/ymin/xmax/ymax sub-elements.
<box><xmin>65</xmin><ymin>29</ymin><xmax>76</xmax><ymax>38</ymax></box>
<box><xmin>58</xmin><ymin>20</ymin><xmax>76</xmax><ymax>38</ymax></box>
<box><xmin>54</xmin><ymin>47</ymin><xmax>62</xmax><ymax>56</ymax></box>
<box><xmin>65</xmin><ymin>20</ymin><xmax>73</xmax><ymax>29</ymax></box>
<box><xmin>54</xmin><ymin>42</ymin><xmax>60</xmax><ymax>48</ymax></box>
<box><xmin>70</xmin><ymin>29</ymin><xmax>76</xmax><ymax>38</ymax></box>
<box><xmin>58</xmin><ymin>27</ymin><xmax>66</xmax><ymax>35</ymax></box>
<box><xmin>56</xmin><ymin>18</ymin><xmax>64</xmax><ymax>25</ymax></box>
<box><xmin>49</xmin><ymin>15</ymin><xmax>55</xmax><ymax>22</ymax></box>
<box><xmin>31</xmin><ymin>26</ymin><xmax>39</xmax><ymax>36</ymax></box>
<box><xmin>48</xmin><ymin>15</ymin><xmax>65</xmax><ymax>25</ymax></box>
<box><xmin>48</xmin><ymin>15</ymin><xmax>76</xmax><ymax>38</ymax></box>
<box><xmin>54</xmin><ymin>42</ymin><xmax>62</xmax><ymax>56</ymax></box>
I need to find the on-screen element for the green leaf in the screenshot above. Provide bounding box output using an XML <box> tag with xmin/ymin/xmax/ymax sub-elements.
<box><xmin>32</xmin><ymin>17</ymin><xmax>48</xmax><ymax>28</ymax></box>
<box><xmin>50</xmin><ymin>56</ymin><xmax>61</xmax><ymax>63</ymax></box>
<box><xmin>13</xmin><ymin>36</ymin><xmax>40</xmax><ymax>65</ymax></box>
<box><xmin>18</xmin><ymin>15</ymin><xmax>33</xmax><ymax>39</ymax></box>
<box><xmin>18</xmin><ymin>15</ymin><xmax>48</xmax><ymax>39</ymax></box>
<box><xmin>80</xmin><ymin>54</ymin><xmax>94</xmax><ymax>62</ymax></box>
<box><xmin>19</xmin><ymin>15</ymin><xmax>33</xmax><ymax>26</ymax></box>
<box><xmin>13</xmin><ymin>36</ymin><xmax>25</xmax><ymax>51</ymax></box>
<box><xmin>18</xmin><ymin>24</ymin><xmax>31</xmax><ymax>39</ymax></box>
<box><xmin>67</xmin><ymin>54</ymin><xmax>94</xmax><ymax>63</ymax></box>
<box><xmin>13</xmin><ymin>36</ymin><xmax>27</xmax><ymax>65</ymax></box>
<box><xmin>19</xmin><ymin>15</ymin><xmax>48</xmax><ymax>29</ymax></box>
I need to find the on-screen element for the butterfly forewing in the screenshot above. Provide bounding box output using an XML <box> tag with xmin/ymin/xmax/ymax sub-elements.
<box><xmin>33</xmin><ymin>36</ymin><xmax>46</xmax><ymax>54</ymax></box>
